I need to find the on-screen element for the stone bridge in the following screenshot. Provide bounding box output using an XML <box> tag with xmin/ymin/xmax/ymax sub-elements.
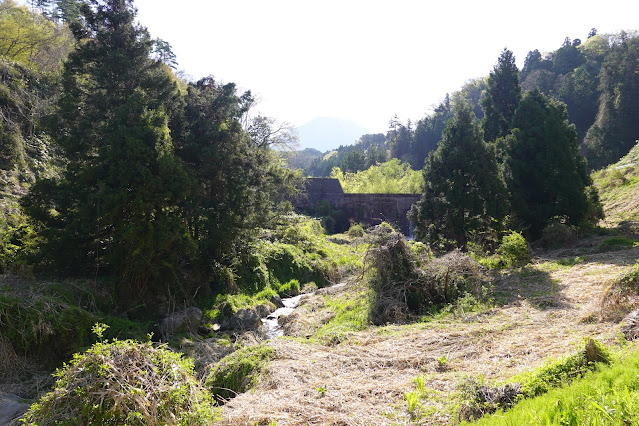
<box><xmin>292</xmin><ymin>178</ymin><xmax>420</xmax><ymax>235</ymax></box>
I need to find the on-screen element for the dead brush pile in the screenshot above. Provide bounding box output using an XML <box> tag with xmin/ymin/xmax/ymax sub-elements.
<box><xmin>364</xmin><ymin>226</ymin><xmax>486</xmax><ymax>325</ymax></box>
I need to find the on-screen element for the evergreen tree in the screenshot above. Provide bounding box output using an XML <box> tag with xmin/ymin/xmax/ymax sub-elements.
<box><xmin>481</xmin><ymin>48</ymin><xmax>521</xmax><ymax>143</ymax></box>
<box><xmin>24</xmin><ymin>0</ymin><xmax>191</xmax><ymax>304</ymax></box>
<box><xmin>505</xmin><ymin>90</ymin><xmax>601</xmax><ymax>237</ymax></box>
<box><xmin>411</xmin><ymin>94</ymin><xmax>453</xmax><ymax>169</ymax></box>
<box><xmin>409</xmin><ymin>102</ymin><xmax>508</xmax><ymax>251</ymax></box>
<box><xmin>583</xmin><ymin>35</ymin><xmax>639</xmax><ymax>169</ymax></box>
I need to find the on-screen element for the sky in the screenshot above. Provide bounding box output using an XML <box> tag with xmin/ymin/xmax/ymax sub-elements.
<box><xmin>116</xmin><ymin>1</ymin><xmax>639</xmax><ymax>133</ymax></box>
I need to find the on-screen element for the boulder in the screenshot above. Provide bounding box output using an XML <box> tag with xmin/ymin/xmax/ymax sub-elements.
<box><xmin>271</xmin><ymin>295</ymin><xmax>285</xmax><ymax>309</ymax></box>
<box><xmin>159</xmin><ymin>307</ymin><xmax>203</xmax><ymax>339</ymax></box>
<box><xmin>254</xmin><ymin>303</ymin><xmax>274</xmax><ymax>318</ymax></box>
<box><xmin>223</xmin><ymin>309</ymin><xmax>261</xmax><ymax>331</ymax></box>
<box><xmin>0</xmin><ymin>393</ymin><xmax>30</xmax><ymax>425</ymax></box>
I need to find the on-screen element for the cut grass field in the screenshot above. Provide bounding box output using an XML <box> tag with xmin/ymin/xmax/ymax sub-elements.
<box><xmin>215</xmin><ymin>240</ymin><xmax>639</xmax><ymax>424</ymax></box>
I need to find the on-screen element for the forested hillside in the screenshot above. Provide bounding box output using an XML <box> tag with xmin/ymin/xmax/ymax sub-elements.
<box><xmin>302</xmin><ymin>30</ymin><xmax>639</xmax><ymax>177</ymax></box>
<box><xmin>1</xmin><ymin>0</ymin><xmax>300</xmax><ymax>314</ymax></box>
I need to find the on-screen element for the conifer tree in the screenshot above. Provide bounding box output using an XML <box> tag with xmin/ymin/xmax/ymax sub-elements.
<box><xmin>505</xmin><ymin>90</ymin><xmax>602</xmax><ymax>236</ymax></box>
<box><xmin>25</xmin><ymin>0</ymin><xmax>191</xmax><ymax>303</ymax></box>
<box><xmin>409</xmin><ymin>102</ymin><xmax>508</xmax><ymax>250</ymax></box>
<box><xmin>481</xmin><ymin>48</ymin><xmax>521</xmax><ymax>143</ymax></box>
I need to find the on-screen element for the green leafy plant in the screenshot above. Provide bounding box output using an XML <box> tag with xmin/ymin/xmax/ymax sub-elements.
<box><xmin>405</xmin><ymin>390</ymin><xmax>422</xmax><ymax>419</ymax></box>
<box><xmin>316</xmin><ymin>384</ymin><xmax>327</xmax><ymax>397</ymax></box>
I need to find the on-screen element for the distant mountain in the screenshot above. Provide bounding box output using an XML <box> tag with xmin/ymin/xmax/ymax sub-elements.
<box><xmin>280</xmin><ymin>148</ymin><xmax>323</xmax><ymax>170</ymax></box>
<box><xmin>297</xmin><ymin>117</ymin><xmax>368</xmax><ymax>151</ymax></box>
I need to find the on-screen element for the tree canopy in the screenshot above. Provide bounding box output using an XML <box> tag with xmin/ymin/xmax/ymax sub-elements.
<box><xmin>409</xmin><ymin>102</ymin><xmax>508</xmax><ymax>250</ymax></box>
<box><xmin>505</xmin><ymin>90</ymin><xmax>602</xmax><ymax>236</ymax></box>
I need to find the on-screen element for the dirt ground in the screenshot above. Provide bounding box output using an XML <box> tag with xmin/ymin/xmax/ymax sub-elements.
<box><xmin>217</xmin><ymin>244</ymin><xmax>639</xmax><ymax>425</ymax></box>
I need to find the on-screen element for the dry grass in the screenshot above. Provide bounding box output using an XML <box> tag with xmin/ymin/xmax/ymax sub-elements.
<box><xmin>216</xmin><ymin>242</ymin><xmax>638</xmax><ymax>425</ymax></box>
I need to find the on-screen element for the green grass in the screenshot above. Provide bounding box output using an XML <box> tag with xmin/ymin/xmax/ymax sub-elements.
<box><xmin>312</xmin><ymin>287</ymin><xmax>371</xmax><ymax>344</ymax></box>
<box><xmin>205</xmin><ymin>344</ymin><xmax>274</xmax><ymax>401</ymax></box>
<box><xmin>468</xmin><ymin>346</ymin><xmax>639</xmax><ymax>425</ymax></box>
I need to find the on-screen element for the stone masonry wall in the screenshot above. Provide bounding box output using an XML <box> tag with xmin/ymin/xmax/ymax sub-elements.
<box><xmin>293</xmin><ymin>178</ymin><xmax>420</xmax><ymax>235</ymax></box>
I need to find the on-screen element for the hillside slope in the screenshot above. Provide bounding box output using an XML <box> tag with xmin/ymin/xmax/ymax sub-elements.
<box><xmin>218</xmin><ymin>242</ymin><xmax>637</xmax><ymax>424</ymax></box>
<box><xmin>593</xmin><ymin>140</ymin><xmax>639</xmax><ymax>228</ymax></box>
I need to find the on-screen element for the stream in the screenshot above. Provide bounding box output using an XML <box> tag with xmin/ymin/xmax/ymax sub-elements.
<box><xmin>261</xmin><ymin>282</ymin><xmax>346</xmax><ymax>339</ymax></box>
<box><xmin>261</xmin><ymin>294</ymin><xmax>305</xmax><ymax>339</ymax></box>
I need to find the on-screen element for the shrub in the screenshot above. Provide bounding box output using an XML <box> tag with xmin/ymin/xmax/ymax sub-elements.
<box><xmin>347</xmin><ymin>222</ymin><xmax>365</xmax><ymax>238</ymax></box>
<box><xmin>497</xmin><ymin>231</ymin><xmax>530</xmax><ymax>266</ymax></box>
<box><xmin>22</xmin><ymin>339</ymin><xmax>218</xmax><ymax>425</ymax></box>
<box><xmin>538</xmin><ymin>220</ymin><xmax>577</xmax><ymax>248</ymax></box>
<box><xmin>0</xmin><ymin>293</ymin><xmax>95</xmax><ymax>360</ymax></box>
<box><xmin>205</xmin><ymin>344</ymin><xmax>274</xmax><ymax>401</ymax></box>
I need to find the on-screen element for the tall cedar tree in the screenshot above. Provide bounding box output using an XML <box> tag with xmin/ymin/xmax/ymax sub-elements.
<box><xmin>409</xmin><ymin>102</ymin><xmax>508</xmax><ymax>251</ymax></box>
<box><xmin>24</xmin><ymin>0</ymin><xmax>192</xmax><ymax>303</ymax></box>
<box><xmin>481</xmin><ymin>48</ymin><xmax>521</xmax><ymax>143</ymax></box>
<box><xmin>505</xmin><ymin>90</ymin><xmax>602</xmax><ymax>237</ymax></box>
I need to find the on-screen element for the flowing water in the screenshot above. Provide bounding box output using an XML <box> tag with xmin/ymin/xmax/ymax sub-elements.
<box><xmin>261</xmin><ymin>282</ymin><xmax>347</xmax><ymax>339</ymax></box>
<box><xmin>261</xmin><ymin>294</ymin><xmax>305</xmax><ymax>339</ymax></box>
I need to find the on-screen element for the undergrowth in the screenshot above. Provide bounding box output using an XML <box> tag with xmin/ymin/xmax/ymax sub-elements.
<box><xmin>205</xmin><ymin>343</ymin><xmax>274</xmax><ymax>402</ymax></box>
<box><xmin>458</xmin><ymin>338</ymin><xmax>611</xmax><ymax>423</ymax></box>
<box><xmin>469</xmin><ymin>344</ymin><xmax>639</xmax><ymax>425</ymax></box>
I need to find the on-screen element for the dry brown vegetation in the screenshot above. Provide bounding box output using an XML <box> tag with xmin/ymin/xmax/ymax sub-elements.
<box><xmin>215</xmin><ymin>241</ymin><xmax>639</xmax><ymax>425</ymax></box>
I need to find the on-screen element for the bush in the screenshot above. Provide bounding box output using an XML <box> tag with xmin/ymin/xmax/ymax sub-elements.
<box><xmin>22</xmin><ymin>339</ymin><xmax>218</xmax><ymax>425</ymax></box>
<box><xmin>205</xmin><ymin>344</ymin><xmax>274</xmax><ymax>401</ymax></box>
<box><xmin>0</xmin><ymin>293</ymin><xmax>95</xmax><ymax>360</ymax></box>
<box><xmin>347</xmin><ymin>222</ymin><xmax>365</xmax><ymax>238</ymax></box>
<box><xmin>497</xmin><ymin>231</ymin><xmax>530</xmax><ymax>266</ymax></box>
<box><xmin>538</xmin><ymin>220</ymin><xmax>577</xmax><ymax>248</ymax></box>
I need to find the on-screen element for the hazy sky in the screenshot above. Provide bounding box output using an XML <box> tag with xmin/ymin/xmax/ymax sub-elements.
<box><xmin>134</xmin><ymin>1</ymin><xmax>638</xmax><ymax>133</ymax></box>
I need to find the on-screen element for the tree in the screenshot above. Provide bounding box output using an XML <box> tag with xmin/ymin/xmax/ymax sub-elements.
<box><xmin>481</xmin><ymin>48</ymin><xmax>521</xmax><ymax>143</ymax></box>
<box><xmin>152</xmin><ymin>38</ymin><xmax>177</xmax><ymax>69</ymax></box>
<box><xmin>553</xmin><ymin>38</ymin><xmax>586</xmax><ymax>75</ymax></box>
<box><xmin>411</xmin><ymin>94</ymin><xmax>453</xmax><ymax>169</ymax></box>
<box><xmin>24</xmin><ymin>0</ymin><xmax>191</xmax><ymax>305</ymax></box>
<box><xmin>505</xmin><ymin>90</ymin><xmax>601</xmax><ymax>237</ymax></box>
<box><xmin>177</xmin><ymin>77</ymin><xmax>299</xmax><ymax>286</ymax></box>
<box><xmin>409</xmin><ymin>102</ymin><xmax>508</xmax><ymax>251</ymax></box>
<box><xmin>583</xmin><ymin>34</ymin><xmax>639</xmax><ymax>169</ymax></box>
<box><xmin>0</xmin><ymin>0</ymin><xmax>73</xmax><ymax>71</ymax></box>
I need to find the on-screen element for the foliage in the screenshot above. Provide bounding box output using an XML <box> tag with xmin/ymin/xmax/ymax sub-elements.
<box><xmin>505</xmin><ymin>90</ymin><xmax>603</xmax><ymax>238</ymax></box>
<box><xmin>481</xmin><ymin>48</ymin><xmax>521</xmax><ymax>143</ymax></box>
<box><xmin>410</xmin><ymin>102</ymin><xmax>509</xmax><ymax>250</ymax></box>
<box><xmin>205</xmin><ymin>344</ymin><xmax>274</xmax><ymax>401</ymax></box>
<box><xmin>496</xmin><ymin>231</ymin><xmax>530</xmax><ymax>267</ymax></box>
<box><xmin>0</xmin><ymin>0</ymin><xmax>73</xmax><ymax>72</ymax></box>
<box><xmin>347</xmin><ymin>222</ymin><xmax>365</xmax><ymax>238</ymax></box>
<box><xmin>22</xmin><ymin>338</ymin><xmax>218</xmax><ymax>424</ymax></box>
<box><xmin>0</xmin><ymin>292</ymin><xmax>94</xmax><ymax>359</ymax></box>
<box><xmin>22</xmin><ymin>0</ymin><xmax>193</xmax><ymax>309</ymax></box>
<box><xmin>583</xmin><ymin>35</ymin><xmax>639</xmax><ymax>169</ymax></box>
<box><xmin>331</xmin><ymin>158</ymin><xmax>422</xmax><ymax>194</ymax></box>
